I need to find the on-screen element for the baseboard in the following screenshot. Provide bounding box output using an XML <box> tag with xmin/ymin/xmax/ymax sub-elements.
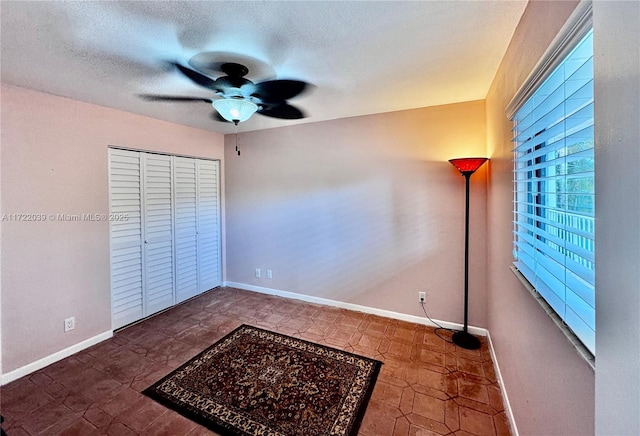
<box><xmin>1</xmin><ymin>330</ymin><xmax>113</xmax><ymax>385</ymax></box>
<box><xmin>486</xmin><ymin>330</ymin><xmax>519</xmax><ymax>436</ymax></box>
<box><xmin>223</xmin><ymin>281</ymin><xmax>488</xmax><ymax>337</ymax></box>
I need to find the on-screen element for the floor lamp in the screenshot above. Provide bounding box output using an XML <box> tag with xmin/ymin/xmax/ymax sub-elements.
<box><xmin>448</xmin><ymin>157</ymin><xmax>488</xmax><ymax>350</ymax></box>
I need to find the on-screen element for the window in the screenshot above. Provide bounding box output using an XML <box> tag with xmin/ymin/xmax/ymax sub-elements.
<box><xmin>511</xmin><ymin>28</ymin><xmax>595</xmax><ymax>355</ymax></box>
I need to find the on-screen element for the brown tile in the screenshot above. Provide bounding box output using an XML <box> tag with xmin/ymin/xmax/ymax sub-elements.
<box><xmin>494</xmin><ymin>412</ymin><xmax>512</xmax><ymax>436</ymax></box>
<box><xmin>358</xmin><ymin>333</ymin><xmax>382</xmax><ymax>350</ymax></box>
<box><xmin>43</xmin><ymin>381</ymin><xmax>72</xmax><ymax>401</ymax></box>
<box><xmin>279</xmin><ymin>317</ymin><xmax>313</xmax><ymax>331</ymax></box>
<box><xmin>458</xmin><ymin>377</ymin><xmax>490</xmax><ymax>404</ymax></box>
<box><xmin>174</xmin><ymin>325</ymin><xmax>217</xmax><ymax>347</ymax></box>
<box><xmin>445</xmin><ymin>398</ymin><xmax>460</xmax><ymax>432</ymax></box>
<box><xmin>393</xmin><ymin>415</ymin><xmax>411</xmax><ymax>436</ymax></box>
<box><xmin>64</xmin><ymin>368</ymin><xmax>122</xmax><ymax>403</ymax></box>
<box><xmin>303</xmin><ymin>319</ymin><xmax>333</xmax><ymax>336</ymax></box>
<box><xmin>411</xmin><ymin>383</ymin><xmax>450</xmax><ymax>402</ymax></box>
<box><xmin>405</xmin><ymin>412</ymin><xmax>452</xmax><ymax>435</ymax></box>
<box><xmin>399</xmin><ymin>386</ymin><xmax>416</xmax><ymax>415</ymax></box>
<box><xmin>444</xmin><ymin>373</ymin><xmax>459</xmax><ymax>397</ymax></box>
<box><xmin>336</xmin><ymin>314</ymin><xmax>364</xmax><ymax>330</ymax></box>
<box><xmin>363</xmin><ymin>321</ymin><xmax>389</xmax><ymax>337</ymax></box>
<box><xmin>140</xmin><ymin>411</ymin><xmax>198</xmax><ymax>435</ymax></box>
<box><xmin>157</xmin><ymin>318</ymin><xmax>200</xmax><ymax>336</ymax></box>
<box><xmin>412</xmin><ymin>392</ymin><xmax>445</xmax><ymax>423</ymax></box>
<box><xmin>423</xmin><ymin>330</ymin><xmax>449</xmax><ymax>350</ymax></box>
<box><xmin>408</xmin><ymin>424</ymin><xmax>446</xmax><ymax>436</ymax></box>
<box><xmin>84</xmin><ymin>406</ymin><xmax>115</xmax><ymax>428</ymax></box>
<box><xmin>42</xmin><ymin>357</ymin><xmax>90</xmax><ymax>381</ymax></box>
<box><xmin>98</xmin><ymin>387</ymin><xmax>145</xmax><ymax>417</ymax></box>
<box><xmin>294</xmin><ymin>306</ymin><xmax>320</xmax><ymax>318</ymax></box>
<box><xmin>329</xmin><ymin>327</ymin><xmax>357</xmax><ymax>342</ymax></box>
<box><xmin>59</xmin><ymin>418</ymin><xmax>97</xmax><ymax>435</ymax></box>
<box><xmin>487</xmin><ymin>385</ymin><xmax>506</xmax><ymax>412</ymax></box>
<box><xmin>454</xmin><ymin>396</ymin><xmax>498</xmax><ymax>416</ymax></box>
<box><xmin>483</xmin><ymin>361</ymin><xmax>498</xmax><ymax>383</ymax></box>
<box><xmin>371</xmin><ymin>381</ymin><xmax>404</xmax><ymax>407</ymax></box>
<box><xmin>359</xmin><ymin>400</ymin><xmax>402</xmax><ymax>436</ymax></box>
<box><xmin>29</xmin><ymin>371</ymin><xmax>54</xmax><ymax>386</ymax></box>
<box><xmin>1</xmin><ymin>287</ymin><xmax>511</xmax><ymax>436</ymax></box>
<box><xmin>21</xmin><ymin>402</ymin><xmax>81</xmax><ymax>434</ymax></box>
<box><xmin>457</xmin><ymin>357</ymin><xmax>485</xmax><ymax>378</ymax></box>
<box><xmin>456</xmin><ymin>341</ymin><xmax>487</xmax><ymax>360</ymax></box>
<box><xmin>407</xmin><ymin>367</ymin><xmax>444</xmax><ymax>390</ymax></box>
<box><xmin>386</xmin><ymin>341</ymin><xmax>413</xmax><ymax>360</ymax></box>
<box><xmin>377</xmin><ymin>367</ymin><xmax>410</xmax><ymax>388</ymax></box>
<box><xmin>62</xmin><ymin>394</ymin><xmax>92</xmax><ymax>412</ymax></box>
<box><xmin>391</xmin><ymin>326</ymin><xmax>417</xmax><ymax>343</ymax></box>
<box><xmin>382</xmin><ymin>359</ymin><xmax>410</xmax><ymax>379</ymax></box>
<box><xmin>107</xmin><ymin>421</ymin><xmax>139</xmax><ymax>436</ymax></box>
<box><xmin>1</xmin><ymin>380</ymin><xmax>55</xmax><ymax>418</ymax></box>
<box><xmin>115</xmin><ymin>398</ymin><xmax>168</xmax><ymax>432</ymax></box>
<box><xmin>187</xmin><ymin>425</ymin><xmax>221</xmax><ymax>435</ymax></box>
<box><xmin>2</xmin><ymin>427</ymin><xmax>30</xmax><ymax>436</ymax></box>
<box><xmin>459</xmin><ymin>406</ymin><xmax>496</xmax><ymax>436</ymax></box>
<box><xmin>262</xmin><ymin>312</ymin><xmax>289</xmax><ymax>325</ymax></box>
<box><xmin>417</xmin><ymin>347</ymin><xmax>446</xmax><ymax>367</ymax></box>
<box><xmin>312</xmin><ymin>308</ymin><xmax>341</xmax><ymax>323</ymax></box>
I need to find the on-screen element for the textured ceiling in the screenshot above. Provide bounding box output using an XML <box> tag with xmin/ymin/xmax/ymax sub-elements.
<box><xmin>0</xmin><ymin>1</ymin><xmax>527</xmax><ymax>134</ymax></box>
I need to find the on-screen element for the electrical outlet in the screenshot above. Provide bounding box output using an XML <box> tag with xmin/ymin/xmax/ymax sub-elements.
<box><xmin>418</xmin><ymin>292</ymin><xmax>426</xmax><ymax>303</ymax></box>
<box><xmin>266</xmin><ymin>269</ymin><xmax>273</xmax><ymax>279</ymax></box>
<box><xmin>64</xmin><ymin>317</ymin><xmax>75</xmax><ymax>332</ymax></box>
<box><xmin>255</xmin><ymin>268</ymin><xmax>261</xmax><ymax>278</ymax></box>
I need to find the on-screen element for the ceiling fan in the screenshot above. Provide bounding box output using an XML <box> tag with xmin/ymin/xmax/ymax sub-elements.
<box><xmin>140</xmin><ymin>60</ymin><xmax>310</xmax><ymax>125</ymax></box>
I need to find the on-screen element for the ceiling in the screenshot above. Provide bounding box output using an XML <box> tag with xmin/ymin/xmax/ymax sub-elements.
<box><xmin>0</xmin><ymin>1</ymin><xmax>527</xmax><ymax>134</ymax></box>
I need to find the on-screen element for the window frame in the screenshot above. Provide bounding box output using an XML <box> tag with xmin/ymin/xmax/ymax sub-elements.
<box><xmin>506</xmin><ymin>0</ymin><xmax>595</xmax><ymax>366</ymax></box>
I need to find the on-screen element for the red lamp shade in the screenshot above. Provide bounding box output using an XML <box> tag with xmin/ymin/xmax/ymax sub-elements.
<box><xmin>448</xmin><ymin>157</ymin><xmax>488</xmax><ymax>174</ymax></box>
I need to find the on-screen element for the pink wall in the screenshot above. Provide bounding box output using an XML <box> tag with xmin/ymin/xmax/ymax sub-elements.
<box><xmin>224</xmin><ymin>101</ymin><xmax>488</xmax><ymax>327</ymax></box>
<box><xmin>0</xmin><ymin>84</ymin><xmax>224</xmax><ymax>373</ymax></box>
<box><xmin>485</xmin><ymin>1</ymin><xmax>595</xmax><ymax>434</ymax></box>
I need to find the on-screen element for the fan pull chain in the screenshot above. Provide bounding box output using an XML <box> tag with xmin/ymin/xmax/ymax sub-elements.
<box><xmin>234</xmin><ymin>122</ymin><xmax>241</xmax><ymax>156</ymax></box>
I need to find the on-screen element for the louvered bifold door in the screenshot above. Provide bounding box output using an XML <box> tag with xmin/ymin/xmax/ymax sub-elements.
<box><xmin>109</xmin><ymin>149</ymin><xmax>144</xmax><ymax>329</ymax></box>
<box><xmin>174</xmin><ymin>157</ymin><xmax>199</xmax><ymax>303</ymax></box>
<box><xmin>197</xmin><ymin>159</ymin><xmax>222</xmax><ymax>292</ymax></box>
<box><xmin>142</xmin><ymin>153</ymin><xmax>175</xmax><ymax>315</ymax></box>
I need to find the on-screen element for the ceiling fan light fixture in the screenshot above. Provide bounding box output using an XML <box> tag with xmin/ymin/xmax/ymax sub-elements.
<box><xmin>213</xmin><ymin>98</ymin><xmax>258</xmax><ymax>123</ymax></box>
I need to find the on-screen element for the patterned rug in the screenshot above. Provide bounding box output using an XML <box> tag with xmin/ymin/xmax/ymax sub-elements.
<box><xmin>143</xmin><ymin>324</ymin><xmax>382</xmax><ymax>436</ymax></box>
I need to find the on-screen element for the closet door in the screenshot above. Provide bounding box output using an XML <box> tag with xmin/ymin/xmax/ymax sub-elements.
<box><xmin>197</xmin><ymin>159</ymin><xmax>222</xmax><ymax>292</ymax></box>
<box><xmin>110</xmin><ymin>150</ymin><xmax>221</xmax><ymax>329</ymax></box>
<box><xmin>174</xmin><ymin>157</ymin><xmax>199</xmax><ymax>303</ymax></box>
<box><xmin>109</xmin><ymin>149</ymin><xmax>144</xmax><ymax>330</ymax></box>
<box><xmin>142</xmin><ymin>153</ymin><xmax>175</xmax><ymax>315</ymax></box>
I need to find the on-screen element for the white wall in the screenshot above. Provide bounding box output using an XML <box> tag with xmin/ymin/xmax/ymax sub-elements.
<box><xmin>225</xmin><ymin>102</ymin><xmax>489</xmax><ymax>327</ymax></box>
<box><xmin>593</xmin><ymin>1</ymin><xmax>640</xmax><ymax>434</ymax></box>
<box><xmin>0</xmin><ymin>84</ymin><xmax>225</xmax><ymax>373</ymax></box>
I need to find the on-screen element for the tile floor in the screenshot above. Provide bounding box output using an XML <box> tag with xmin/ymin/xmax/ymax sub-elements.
<box><xmin>1</xmin><ymin>287</ymin><xmax>511</xmax><ymax>435</ymax></box>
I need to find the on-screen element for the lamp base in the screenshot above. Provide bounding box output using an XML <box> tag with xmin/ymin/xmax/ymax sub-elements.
<box><xmin>452</xmin><ymin>330</ymin><xmax>481</xmax><ymax>350</ymax></box>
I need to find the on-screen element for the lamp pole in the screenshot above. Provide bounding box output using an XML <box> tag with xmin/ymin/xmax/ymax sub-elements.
<box><xmin>448</xmin><ymin>157</ymin><xmax>488</xmax><ymax>350</ymax></box>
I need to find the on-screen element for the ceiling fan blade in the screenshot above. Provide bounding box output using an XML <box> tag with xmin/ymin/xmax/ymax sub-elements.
<box><xmin>209</xmin><ymin>111</ymin><xmax>232</xmax><ymax>123</ymax></box>
<box><xmin>258</xmin><ymin>103</ymin><xmax>306</xmax><ymax>120</ymax></box>
<box><xmin>252</xmin><ymin>80</ymin><xmax>308</xmax><ymax>102</ymax></box>
<box><xmin>171</xmin><ymin>62</ymin><xmax>218</xmax><ymax>91</ymax></box>
<box><xmin>138</xmin><ymin>94</ymin><xmax>212</xmax><ymax>103</ymax></box>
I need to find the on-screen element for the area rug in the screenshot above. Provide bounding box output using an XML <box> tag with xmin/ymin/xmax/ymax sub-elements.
<box><xmin>143</xmin><ymin>324</ymin><xmax>382</xmax><ymax>436</ymax></box>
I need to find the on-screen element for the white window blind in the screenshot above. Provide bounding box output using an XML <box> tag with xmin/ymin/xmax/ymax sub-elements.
<box><xmin>512</xmin><ymin>29</ymin><xmax>595</xmax><ymax>354</ymax></box>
